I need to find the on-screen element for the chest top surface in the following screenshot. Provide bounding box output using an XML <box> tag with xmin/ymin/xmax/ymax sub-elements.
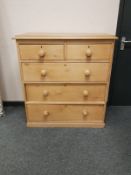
<box><xmin>14</xmin><ymin>33</ymin><xmax>117</xmax><ymax>40</ymax></box>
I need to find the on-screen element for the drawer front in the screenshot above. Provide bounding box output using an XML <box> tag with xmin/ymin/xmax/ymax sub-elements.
<box><xmin>19</xmin><ymin>45</ymin><xmax>64</xmax><ymax>60</ymax></box>
<box><xmin>26</xmin><ymin>104</ymin><xmax>104</xmax><ymax>122</ymax></box>
<box><xmin>26</xmin><ymin>84</ymin><xmax>106</xmax><ymax>102</ymax></box>
<box><xmin>66</xmin><ymin>44</ymin><xmax>112</xmax><ymax>60</ymax></box>
<box><xmin>22</xmin><ymin>63</ymin><xmax>109</xmax><ymax>82</ymax></box>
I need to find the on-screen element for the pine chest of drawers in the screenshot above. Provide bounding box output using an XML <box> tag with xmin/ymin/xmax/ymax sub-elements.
<box><xmin>14</xmin><ymin>33</ymin><xmax>117</xmax><ymax>128</ymax></box>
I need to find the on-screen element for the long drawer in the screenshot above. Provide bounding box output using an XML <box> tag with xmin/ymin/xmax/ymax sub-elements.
<box><xmin>26</xmin><ymin>104</ymin><xmax>104</xmax><ymax>122</ymax></box>
<box><xmin>22</xmin><ymin>63</ymin><xmax>109</xmax><ymax>82</ymax></box>
<box><xmin>26</xmin><ymin>84</ymin><xmax>106</xmax><ymax>102</ymax></box>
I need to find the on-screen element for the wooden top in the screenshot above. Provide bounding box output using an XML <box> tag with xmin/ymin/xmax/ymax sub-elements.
<box><xmin>14</xmin><ymin>33</ymin><xmax>117</xmax><ymax>40</ymax></box>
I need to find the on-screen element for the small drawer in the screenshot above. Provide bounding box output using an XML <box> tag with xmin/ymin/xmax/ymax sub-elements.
<box><xmin>19</xmin><ymin>44</ymin><xmax>64</xmax><ymax>60</ymax></box>
<box><xmin>22</xmin><ymin>63</ymin><xmax>109</xmax><ymax>82</ymax></box>
<box><xmin>26</xmin><ymin>104</ymin><xmax>104</xmax><ymax>122</ymax></box>
<box><xmin>26</xmin><ymin>84</ymin><xmax>106</xmax><ymax>102</ymax></box>
<box><xmin>66</xmin><ymin>43</ymin><xmax>112</xmax><ymax>60</ymax></box>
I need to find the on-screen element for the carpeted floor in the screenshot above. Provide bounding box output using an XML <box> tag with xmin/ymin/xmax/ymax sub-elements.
<box><xmin>0</xmin><ymin>106</ymin><xmax>131</xmax><ymax>175</ymax></box>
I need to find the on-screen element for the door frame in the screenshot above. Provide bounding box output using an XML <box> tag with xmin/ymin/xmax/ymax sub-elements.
<box><xmin>108</xmin><ymin>0</ymin><xmax>126</xmax><ymax>105</ymax></box>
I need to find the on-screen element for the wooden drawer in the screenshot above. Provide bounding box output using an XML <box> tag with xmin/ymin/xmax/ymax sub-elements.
<box><xmin>66</xmin><ymin>43</ymin><xmax>112</xmax><ymax>60</ymax></box>
<box><xmin>26</xmin><ymin>104</ymin><xmax>104</xmax><ymax>122</ymax></box>
<box><xmin>22</xmin><ymin>63</ymin><xmax>109</xmax><ymax>82</ymax></box>
<box><xmin>26</xmin><ymin>84</ymin><xmax>106</xmax><ymax>102</ymax></box>
<box><xmin>19</xmin><ymin>44</ymin><xmax>64</xmax><ymax>60</ymax></box>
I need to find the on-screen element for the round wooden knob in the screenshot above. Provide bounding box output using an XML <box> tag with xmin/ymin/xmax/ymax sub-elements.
<box><xmin>86</xmin><ymin>47</ymin><xmax>92</xmax><ymax>57</ymax></box>
<box><xmin>43</xmin><ymin>90</ymin><xmax>49</xmax><ymax>97</ymax></box>
<box><xmin>83</xmin><ymin>90</ymin><xmax>89</xmax><ymax>97</ymax></box>
<box><xmin>38</xmin><ymin>49</ymin><xmax>45</xmax><ymax>57</ymax></box>
<box><xmin>82</xmin><ymin>110</ymin><xmax>88</xmax><ymax>117</ymax></box>
<box><xmin>84</xmin><ymin>70</ymin><xmax>90</xmax><ymax>77</ymax></box>
<box><xmin>43</xmin><ymin>111</ymin><xmax>49</xmax><ymax>117</ymax></box>
<box><xmin>41</xmin><ymin>70</ymin><xmax>47</xmax><ymax>77</ymax></box>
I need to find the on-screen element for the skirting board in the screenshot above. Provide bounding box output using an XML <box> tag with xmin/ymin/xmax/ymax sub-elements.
<box><xmin>3</xmin><ymin>101</ymin><xmax>24</xmax><ymax>106</ymax></box>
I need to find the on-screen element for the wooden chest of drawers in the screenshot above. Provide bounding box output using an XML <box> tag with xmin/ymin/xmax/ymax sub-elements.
<box><xmin>14</xmin><ymin>33</ymin><xmax>117</xmax><ymax>128</ymax></box>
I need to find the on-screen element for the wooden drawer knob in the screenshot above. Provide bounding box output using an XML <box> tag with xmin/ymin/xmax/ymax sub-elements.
<box><xmin>43</xmin><ymin>90</ymin><xmax>49</xmax><ymax>97</ymax></box>
<box><xmin>43</xmin><ymin>110</ymin><xmax>49</xmax><ymax>117</ymax></box>
<box><xmin>86</xmin><ymin>47</ymin><xmax>92</xmax><ymax>57</ymax></box>
<box><xmin>41</xmin><ymin>70</ymin><xmax>47</xmax><ymax>77</ymax></box>
<box><xmin>38</xmin><ymin>49</ymin><xmax>45</xmax><ymax>57</ymax></box>
<box><xmin>83</xmin><ymin>90</ymin><xmax>89</xmax><ymax>97</ymax></box>
<box><xmin>84</xmin><ymin>70</ymin><xmax>90</xmax><ymax>77</ymax></box>
<box><xmin>82</xmin><ymin>110</ymin><xmax>88</xmax><ymax>118</ymax></box>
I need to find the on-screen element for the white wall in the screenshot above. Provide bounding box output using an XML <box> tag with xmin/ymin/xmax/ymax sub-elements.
<box><xmin>0</xmin><ymin>0</ymin><xmax>120</xmax><ymax>101</ymax></box>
